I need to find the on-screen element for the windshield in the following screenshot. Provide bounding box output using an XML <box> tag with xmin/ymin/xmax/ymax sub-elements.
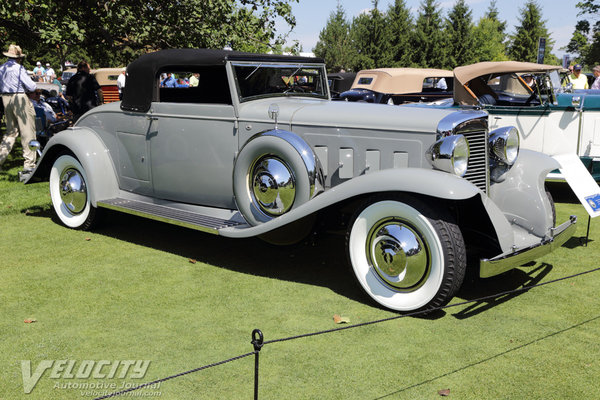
<box><xmin>232</xmin><ymin>62</ymin><xmax>329</xmax><ymax>102</ymax></box>
<box><xmin>475</xmin><ymin>71</ymin><xmax>556</xmax><ymax>106</ymax></box>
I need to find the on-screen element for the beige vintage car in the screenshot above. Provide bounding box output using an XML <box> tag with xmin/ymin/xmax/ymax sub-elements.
<box><xmin>94</xmin><ymin>67</ymin><xmax>125</xmax><ymax>103</ymax></box>
<box><xmin>338</xmin><ymin>68</ymin><xmax>453</xmax><ymax>104</ymax></box>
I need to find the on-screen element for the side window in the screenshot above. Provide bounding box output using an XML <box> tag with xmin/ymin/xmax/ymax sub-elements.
<box><xmin>157</xmin><ymin>66</ymin><xmax>232</xmax><ymax>105</ymax></box>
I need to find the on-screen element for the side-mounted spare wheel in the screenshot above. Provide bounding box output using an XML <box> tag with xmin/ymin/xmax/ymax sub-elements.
<box><xmin>347</xmin><ymin>195</ymin><xmax>466</xmax><ymax>312</ymax></box>
<box><xmin>49</xmin><ymin>154</ymin><xmax>98</xmax><ymax>230</ymax></box>
<box><xmin>233</xmin><ymin>130</ymin><xmax>324</xmax><ymax>226</ymax></box>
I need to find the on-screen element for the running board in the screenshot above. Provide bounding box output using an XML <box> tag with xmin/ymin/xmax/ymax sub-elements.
<box><xmin>97</xmin><ymin>198</ymin><xmax>246</xmax><ymax>235</ymax></box>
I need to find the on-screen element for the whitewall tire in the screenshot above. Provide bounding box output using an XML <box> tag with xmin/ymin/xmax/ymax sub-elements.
<box><xmin>347</xmin><ymin>195</ymin><xmax>466</xmax><ymax>312</ymax></box>
<box><xmin>49</xmin><ymin>154</ymin><xmax>97</xmax><ymax>230</ymax></box>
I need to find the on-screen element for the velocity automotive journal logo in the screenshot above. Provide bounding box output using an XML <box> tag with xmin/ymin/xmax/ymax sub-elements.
<box><xmin>21</xmin><ymin>359</ymin><xmax>152</xmax><ymax>394</ymax></box>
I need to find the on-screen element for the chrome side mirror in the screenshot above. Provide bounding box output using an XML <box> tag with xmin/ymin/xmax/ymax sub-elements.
<box><xmin>572</xmin><ymin>96</ymin><xmax>581</xmax><ymax>108</ymax></box>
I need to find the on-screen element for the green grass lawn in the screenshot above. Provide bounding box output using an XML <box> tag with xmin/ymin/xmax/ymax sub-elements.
<box><xmin>1</xmin><ymin>141</ymin><xmax>599</xmax><ymax>399</ymax></box>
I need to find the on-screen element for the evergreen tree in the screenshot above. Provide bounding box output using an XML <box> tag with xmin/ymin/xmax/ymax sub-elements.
<box><xmin>348</xmin><ymin>0</ymin><xmax>390</xmax><ymax>71</ymax></box>
<box><xmin>313</xmin><ymin>2</ymin><xmax>354</xmax><ymax>72</ymax></box>
<box><xmin>507</xmin><ymin>0</ymin><xmax>556</xmax><ymax>64</ymax></box>
<box><xmin>411</xmin><ymin>0</ymin><xmax>448</xmax><ymax>68</ymax></box>
<box><xmin>385</xmin><ymin>0</ymin><xmax>413</xmax><ymax>67</ymax></box>
<box><xmin>472</xmin><ymin>0</ymin><xmax>508</xmax><ymax>61</ymax></box>
<box><xmin>484</xmin><ymin>0</ymin><xmax>506</xmax><ymax>35</ymax></box>
<box><xmin>445</xmin><ymin>0</ymin><xmax>475</xmax><ymax>67</ymax></box>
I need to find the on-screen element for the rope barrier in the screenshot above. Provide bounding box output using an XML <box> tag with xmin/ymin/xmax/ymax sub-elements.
<box><xmin>94</xmin><ymin>351</ymin><xmax>256</xmax><ymax>399</ymax></box>
<box><xmin>95</xmin><ymin>266</ymin><xmax>600</xmax><ymax>399</ymax></box>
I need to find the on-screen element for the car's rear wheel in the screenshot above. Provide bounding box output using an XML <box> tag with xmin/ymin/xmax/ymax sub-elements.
<box><xmin>346</xmin><ymin>195</ymin><xmax>466</xmax><ymax>312</ymax></box>
<box><xmin>49</xmin><ymin>154</ymin><xmax>97</xmax><ymax>230</ymax></box>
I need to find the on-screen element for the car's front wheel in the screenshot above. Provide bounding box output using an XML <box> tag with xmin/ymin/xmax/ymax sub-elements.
<box><xmin>346</xmin><ymin>195</ymin><xmax>466</xmax><ymax>312</ymax></box>
<box><xmin>49</xmin><ymin>154</ymin><xmax>97</xmax><ymax>230</ymax></box>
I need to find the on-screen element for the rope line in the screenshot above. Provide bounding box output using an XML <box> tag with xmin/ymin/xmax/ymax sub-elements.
<box><xmin>94</xmin><ymin>351</ymin><xmax>256</xmax><ymax>399</ymax></box>
<box><xmin>94</xmin><ymin>266</ymin><xmax>600</xmax><ymax>399</ymax></box>
<box><xmin>263</xmin><ymin>266</ymin><xmax>600</xmax><ymax>345</ymax></box>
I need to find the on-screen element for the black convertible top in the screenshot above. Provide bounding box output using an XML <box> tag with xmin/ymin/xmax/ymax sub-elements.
<box><xmin>121</xmin><ymin>48</ymin><xmax>324</xmax><ymax>112</ymax></box>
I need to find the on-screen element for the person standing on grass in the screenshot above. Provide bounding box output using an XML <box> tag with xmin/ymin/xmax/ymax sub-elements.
<box><xmin>65</xmin><ymin>61</ymin><xmax>103</xmax><ymax>122</ymax></box>
<box><xmin>0</xmin><ymin>44</ymin><xmax>37</xmax><ymax>174</ymax></box>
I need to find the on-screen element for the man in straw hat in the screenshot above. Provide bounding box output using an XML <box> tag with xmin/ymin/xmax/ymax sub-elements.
<box><xmin>0</xmin><ymin>44</ymin><xmax>37</xmax><ymax>177</ymax></box>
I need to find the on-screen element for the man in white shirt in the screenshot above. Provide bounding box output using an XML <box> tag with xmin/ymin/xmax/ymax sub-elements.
<box><xmin>117</xmin><ymin>70</ymin><xmax>126</xmax><ymax>100</ymax></box>
<box><xmin>45</xmin><ymin>63</ymin><xmax>56</xmax><ymax>83</ymax></box>
<box><xmin>0</xmin><ymin>44</ymin><xmax>37</xmax><ymax>174</ymax></box>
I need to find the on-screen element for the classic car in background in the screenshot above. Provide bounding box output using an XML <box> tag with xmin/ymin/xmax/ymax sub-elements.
<box><xmin>59</xmin><ymin>67</ymin><xmax>124</xmax><ymax>104</ymax></box>
<box><xmin>94</xmin><ymin>67</ymin><xmax>125</xmax><ymax>103</ymax></box>
<box><xmin>432</xmin><ymin>61</ymin><xmax>600</xmax><ymax>181</ymax></box>
<box><xmin>328</xmin><ymin>72</ymin><xmax>356</xmax><ymax>99</ymax></box>
<box><xmin>26</xmin><ymin>49</ymin><xmax>576</xmax><ymax>312</ymax></box>
<box><xmin>339</xmin><ymin>68</ymin><xmax>453</xmax><ymax>105</ymax></box>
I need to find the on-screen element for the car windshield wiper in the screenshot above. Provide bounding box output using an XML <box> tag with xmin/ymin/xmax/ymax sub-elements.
<box><xmin>244</xmin><ymin>63</ymin><xmax>263</xmax><ymax>80</ymax></box>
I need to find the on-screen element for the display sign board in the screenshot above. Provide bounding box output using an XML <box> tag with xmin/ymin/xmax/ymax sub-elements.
<box><xmin>554</xmin><ymin>153</ymin><xmax>600</xmax><ymax>218</ymax></box>
<box><xmin>537</xmin><ymin>37</ymin><xmax>547</xmax><ymax>64</ymax></box>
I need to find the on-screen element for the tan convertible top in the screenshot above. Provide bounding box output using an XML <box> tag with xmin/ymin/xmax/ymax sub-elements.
<box><xmin>454</xmin><ymin>61</ymin><xmax>561</xmax><ymax>105</ymax></box>
<box><xmin>94</xmin><ymin>67</ymin><xmax>125</xmax><ymax>86</ymax></box>
<box><xmin>351</xmin><ymin>68</ymin><xmax>452</xmax><ymax>94</ymax></box>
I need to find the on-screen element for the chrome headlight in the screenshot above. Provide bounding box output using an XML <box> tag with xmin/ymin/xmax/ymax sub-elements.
<box><xmin>489</xmin><ymin>126</ymin><xmax>519</xmax><ymax>166</ymax></box>
<box><xmin>426</xmin><ymin>134</ymin><xmax>470</xmax><ymax>177</ymax></box>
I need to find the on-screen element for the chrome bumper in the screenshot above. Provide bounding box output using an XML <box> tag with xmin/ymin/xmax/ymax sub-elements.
<box><xmin>480</xmin><ymin>216</ymin><xmax>577</xmax><ymax>278</ymax></box>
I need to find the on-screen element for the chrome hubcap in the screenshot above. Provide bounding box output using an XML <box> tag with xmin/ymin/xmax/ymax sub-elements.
<box><xmin>251</xmin><ymin>156</ymin><xmax>295</xmax><ymax>216</ymax></box>
<box><xmin>366</xmin><ymin>218</ymin><xmax>430</xmax><ymax>291</ymax></box>
<box><xmin>59</xmin><ymin>168</ymin><xmax>87</xmax><ymax>215</ymax></box>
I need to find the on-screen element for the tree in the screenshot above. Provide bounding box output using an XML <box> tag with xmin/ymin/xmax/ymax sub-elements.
<box><xmin>445</xmin><ymin>0</ymin><xmax>475</xmax><ymax>67</ymax></box>
<box><xmin>472</xmin><ymin>0</ymin><xmax>508</xmax><ymax>62</ymax></box>
<box><xmin>313</xmin><ymin>2</ymin><xmax>354</xmax><ymax>72</ymax></box>
<box><xmin>0</xmin><ymin>1</ymin><xmax>299</xmax><ymax>69</ymax></box>
<box><xmin>385</xmin><ymin>0</ymin><xmax>414</xmax><ymax>67</ymax></box>
<box><xmin>411</xmin><ymin>0</ymin><xmax>448</xmax><ymax>69</ymax></box>
<box><xmin>348</xmin><ymin>0</ymin><xmax>390</xmax><ymax>71</ymax></box>
<box><xmin>507</xmin><ymin>1</ymin><xmax>557</xmax><ymax>64</ymax></box>
<box><xmin>567</xmin><ymin>1</ymin><xmax>600</xmax><ymax>67</ymax></box>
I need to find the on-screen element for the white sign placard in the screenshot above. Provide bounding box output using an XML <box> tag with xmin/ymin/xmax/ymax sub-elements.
<box><xmin>553</xmin><ymin>153</ymin><xmax>600</xmax><ymax>218</ymax></box>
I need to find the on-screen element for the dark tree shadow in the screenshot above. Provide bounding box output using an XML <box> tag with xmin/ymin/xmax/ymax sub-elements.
<box><xmin>25</xmin><ymin>208</ymin><xmax>567</xmax><ymax>317</ymax></box>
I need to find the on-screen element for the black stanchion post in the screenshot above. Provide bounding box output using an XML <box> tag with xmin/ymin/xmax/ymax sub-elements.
<box><xmin>585</xmin><ymin>215</ymin><xmax>591</xmax><ymax>246</ymax></box>
<box><xmin>251</xmin><ymin>329</ymin><xmax>264</xmax><ymax>400</ymax></box>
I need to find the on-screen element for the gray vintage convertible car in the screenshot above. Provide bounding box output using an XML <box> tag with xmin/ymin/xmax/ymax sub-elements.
<box><xmin>26</xmin><ymin>49</ymin><xmax>576</xmax><ymax>312</ymax></box>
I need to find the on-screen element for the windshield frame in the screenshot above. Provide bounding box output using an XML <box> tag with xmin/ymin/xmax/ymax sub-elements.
<box><xmin>230</xmin><ymin>61</ymin><xmax>330</xmax><ymax>103</ymax></box>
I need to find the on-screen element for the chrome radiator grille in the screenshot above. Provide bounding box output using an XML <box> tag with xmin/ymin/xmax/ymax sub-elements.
<box><xmin>461</xmin><ymin>129</ymin><xmax>489</xmax><ymax>194</ymax></box>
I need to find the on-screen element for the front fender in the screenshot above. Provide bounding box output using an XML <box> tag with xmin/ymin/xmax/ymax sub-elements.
<box><xmin>25</xmin><ymin>127</ymin><xmax>119</xmax><ymax>206</ymax></box>
<box><xmin>220</xmin><ymin>167</ymin><xmax>480</xmax><ymax>238</ymax></box>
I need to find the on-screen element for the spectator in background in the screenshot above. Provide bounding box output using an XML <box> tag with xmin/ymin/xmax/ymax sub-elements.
<box><xmin>117</xmin><ymin>70</ymin><xmax>126</xmax><ymax>100</ymax></box>
<box><xmin>569</xmin><ymin>64</ymin><xmax>589</xmax><ymax>89</ymax></box>
<box><xmin>32</xmin><ymin>61</ymin><xmax>45</xmax><ymax>82</ymax></box>
<box><xmin>189</xmin><ymin>73</ymin><xmax>200</xmax><ymax>87</ymax></box>
<box><xmin>50</xmin><ymin>75</ymin><xmax>63</xmax><ymax>94</ymax></box>
<box><xmin>0</xmin><ymin>44</ymin><xmax>37</xmax><ymax>175</ymax></box>
<box><xmin>45</xmin><ymin>63</ymin><xmax>56</xmax><ymax>83</ymax></box>
<box><xmin>161</xmin><ymin>72</ymin><xmax>177</xmax><ymax>88</ymax></box>
<box><xmin>591</xmin><ymin>66</ymin><xmax>600</xmax><ymax>90</ymax></box>
<box><xmin>65</xmin><ymin>61</ymin><xmax>103</xmax><ymax>122</ymax></box>
<box><xmin>29</xmin><ymin>89</ymin><xmax>57</xmax><ymax>123</ymax></box>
